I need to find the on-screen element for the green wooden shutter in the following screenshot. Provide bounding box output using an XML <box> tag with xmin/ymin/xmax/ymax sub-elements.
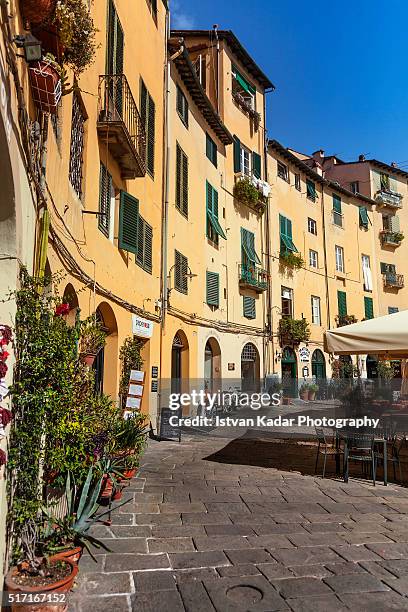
<box><xmin>175</xmin><ymin>250</ymin><xmax>188</xmax><ymax>294</ymax></box>
<box><xmin>252</xmin><ymin>152</ymin><xmax>261</xmax><ymax>179</ymax></box>
<box><xmin>233</xmin><ymin>135</ymin><xmax>241</xmax><ymax>172</ymax></box>
<box><xmin>147</xmin><ymin>93</ymin><xmax>155</xmax><ymax>175</ymax></box>
<box><xmin>98</xmin><ymin>163</ymin><xmax>112</xmax><ymax>237</ymax></box>
<box><xmin>206</xmin><ymin>133</ymin><xmax>217</xmax><ymax>167</ymax></box>
<box><xmin>206</xmin><ymin>272</ymin><xmax>219</xmax><ymax>307</ymax></box>
<box><xmin>306</xmin><ymin>179</ymin><xmax>316</xmax><ymax>200</ymax></box>
<box><xmin>206</xmin><ymin>181</ymin><xmax>226</xmax><ymax>241</ymax></box>
<box><xmin>182</xmin><ymin>149</ymin><xmax>188</xmax><ymax>216</ymax></box>
<box><xmin>243</xmin><ymin>296</ymin><xmax>256</xmax><ymax>319</ymax></box>
<box><xmin>151</xmin><ymin>0</ymin><xmax>157</xmax><ymax>14</ymax></box>
<box><xmin>337</xmin><ymin>290</ymin><xmax>347</xmax><ymax>317</ymax></box>
<box><xmin>364</xmin><ymin>296</ymin><xmax>374</xmax><ymax>319</ymax></box>
<box><xmin>144</xmin><ymin>222</ymin><xmax>153</xmax><ymax>273</ymax></box>
<box><xmin>140</xmin><ymin>79</ymin><xmax>147</xmax><ymax>127</ymax></box>
<box><xmin>175</xmin><ymin>144</ymin><xmax>188</xmax><ymax>216</ymax></box>
<box><xmin>176</xmin><ymin>143</ymin><xmax>181</xmax><ymax>212</ymax></box>
<box><xmin>119</xmin><ymin>191</ymin><xmax>138</xmax><ymax>254</ymax></box>
<box><xmin>279</xmin><ymin>214</ymin><xmax>296</xmax><ymax>252</ymax></box>
<box><xmin>359</xmin><ymin>206</ymin><xmax>369</xmax><ymax>228</ymax></box>
<box><xmin>136</xmin><ymin>215</ymin><xmax>145</xmax><ymax>266</ymax></box>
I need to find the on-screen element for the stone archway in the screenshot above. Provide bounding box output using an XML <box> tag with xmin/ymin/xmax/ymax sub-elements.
<box><xmin>171</xmin><ymin>330</ymin><xmax>189</xmax><ymax>394</ymax></box>
<box><xmin>204</xmin><ymin>337</ymin><xmax>221</xmax><ymax>392</ymax></box>
<box><xmin>241</xmin><ymin>342</ymin><xmax>260</xmax><ymax>392</ymax></box>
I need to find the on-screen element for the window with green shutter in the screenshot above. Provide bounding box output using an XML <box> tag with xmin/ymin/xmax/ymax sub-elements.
<box><xmin>206</xmin><ymin>181</ymin><xmax>226</xmax><ymax>244</ymax></box>
<box><xmin>359</xmin><ymin>206</ymin><xmax>369</xmax><ymax>229</ymax></box>
<box><xmin>279</xmin><ymin>214</ymin><xmax>297</xmax><ymax>253</ymax></box>
<box><xmin>233</xmin><ymin>135</ymin><xmax>241</xmax><ymax>173</ymax></box>
<box><xmin>136</xmin><ymin>215</ymin><xmax>153</xmax><ymax>274</ymax></box>
<box><xmin>175</xmin><ymin>249</ymin><xmax>188</xmax><ymax>294</ymax></box>
<box><xmin>206</xmin><ymin>133</ymin><xmax>217</xmax><ymax>167</ymax></box>
<box><xmin>243</xmin><ymin>295</ymin><xmax>256</xmax><ymax>319</ymax></box>
<box><xmin>306</xmin><ymin>179</ymin><xmax>316</xmax><ymax>201</ymax></box>
<box><xmin>98</xmin><ymin>163</ymin><xmax>112</xmax><ymax>238</ymax></box>
<box><xmin>107</xmin><ymin>1</ymin><xmax>124</xmax><ymax>115</ymax></box>
<box><xmin>206</xmin><ymin>271</ymin><xmax>219</xmax><ymax>307</ymax></box>
<box><xmin>337</xmin><ymin>290</ymin><xmax>347</xmax><ymax>317</ymax></box>
<box><xmin>364</xmin><ymin>296</ymin><xmax>374</xmax><ymax>319</ymax></box>
<box><xmin>176</xmin><ymin>85</ymin><xmax>188</xmax><ymax>127</ymax></box>
<box><xmin>241</xmin><ymin>228</ymin><xmax>261</xmax><ymax>267</ymax></box>
<box><xmin>140</xmin><ymin>79</ymin><xmax>155</xmax><ymax>176</ymax></box>
<box><xmin>252</xmin><ymin>152</ymin><xmax>261</xmax><ymax>179</ymax></box>
<box><xmin>176</xmin><ymin>143</ymin><xmax>188</xmax><ymax>217</ymax></box>
<box><xmin>119</xmin><ymin>191</ymin><xmax>138</xmax><ymax>254</ymax></box>
<box><xmin>333</xmin><ymin>194</ymin><xmax>342</xmax><ymax>226</ymax></box>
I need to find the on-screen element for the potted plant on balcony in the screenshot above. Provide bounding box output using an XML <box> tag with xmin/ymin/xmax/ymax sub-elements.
<box><xmin>393</xmin><ymin>232</ymin><xmax>404</xmax><ymax>243</ymax></box>
<box><xmin>52</xmin><ymin>0</ymin><xmax>98</xmax><ymax>74</ymax></box>
<box><xmin>233</xmin><ymin>177</ymin><xmax>259</xmax><ymax>209</ymax></box>
<box><xmin>279</xmin><ymin>318</ymin><xmax>310</xmax><ymax>346</ymax></box>
<box><xmin>21</xmin><ymin>0</ymin><xmax>56</xmax><ymax>25</ymax></box>
<box><xmin>279</xmin><ymin>251</ymin><xmax>304</xmax><ymax>270</ymax></box>
<box><xmin>299</xmin><ymin>384</ymin><xmax>309</xmax><ymax>401</ymax></box>
<box><xmin>308</xmin><ymin>383</ymin><xmax>319</xmax><ymax>401</ymax></box>
<box><xmin>28</xmin><ymin>59</ymin><xmax>62</xmax><ymax>114</ymax></box>
<box><xmin>79</xmin><ymin>317</ymin><xmax>106</xmax><ymax>366</ymax></box>
<box><xmin>336</xmin><ymin>314</ymin><xmax>357</xmax><ymax>327</ymax></box>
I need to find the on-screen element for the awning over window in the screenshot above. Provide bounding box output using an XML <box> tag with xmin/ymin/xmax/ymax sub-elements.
<box><xmin>359</xmin><ymin>206</ymin><xmax>369</xmax><ymax>228</ymax></box>
<box><xmin>232</xmin><ymin>65</ymin><xmax>256</xmax><ymax>95</ymax></box>
<box><xmin>280</xmin><ymin>234</ymin><xmax>297</xmax><ymax>253</ymax></box>
<box><xmin>242</xmin><ymin>240</ymin><xmax>261</xmax><ymax>264</ymax></box>
<box><xmin>207</xmin><ymin>210</ymin><xmax>227</xmax><ymax>240</ymax></box>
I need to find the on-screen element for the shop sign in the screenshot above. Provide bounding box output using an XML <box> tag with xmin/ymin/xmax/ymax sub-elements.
<box><xmin>299</xmin><ymin>347</ymin><xmax>310</xmax><ymax>362</ymax></box>
<box><xmin>132</xmin><ymin>315</ymin><xmax>154</xmax><ymax>338</ymax></box>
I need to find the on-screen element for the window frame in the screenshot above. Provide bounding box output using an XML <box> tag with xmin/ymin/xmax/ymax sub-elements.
<box><xmin>332</xmin><ymin>194</ymin><xmax>343</xmax><ymax>227</ymax></box>
<box><xmin>281</xmin><ymin>286</ymin><xmax>293</xmax><ymax>318</ymax></box>
<box><xmin>308</xmin><ymin>217</ymin><xmax>317</xmax><ymax>235</ymax></box>
<box><xmin>68</xmin><ymin>90</ymin><xmax>87</xmax><ymax>199</ymax></box>
<box><xmin>350</xmin><ymin>181</ymin><xmax>359</xmax><ymax>194</ymax></box>
<box><xmin>309</xmin><ymin>249</ymin><xmax>318</xmax><ymax>269</ymax></box>
<box><xmin>174</xmin><ymin>249</ymin><xmax>188</xmax><ymax>294</ymax></box>
<box><xmin>277</xmin><ymin>161</ymin><xmax>288</xmax><ymax>182</ymax></box>
<box><xmin>311</xmin><ymin>295</ymin><xmax>321</xmax><ymax>325</ymax></box>
<box><xmin>240</xmin><ymin>145</ymin><xmax>251</xmax><ymax>176</ymax></box>
<box><xmin>175</xmin><ymin>142</ymin><xmax>188</xmax><ymax>218</ymax></box>
<box><xmin>176</xmin><ymin>84</ymin><xmax>189</xmax><ymax>127</ymax></box>
<box><xmin>294</xmin><ymin>173</ymin><xmax>301</xmax><ymax>191</ymax></box>
<box><xmin>206</xmin><ymin>133</ymin><xmax>217</xmax><ymax>167</ymax></box>
<box><xmin>136</xmin><ymin>214</ymin><xmax>153</xmax><ymax>274</ymax></box>
<box><xmin>306</xmin><ymin>179</ymin><xmax>316</xmax><ymax>202</ymax></box>
<box><xmin>335</xmin><ymin>245</ymin><xmax>345</xmax><ymax>273</ymax></box>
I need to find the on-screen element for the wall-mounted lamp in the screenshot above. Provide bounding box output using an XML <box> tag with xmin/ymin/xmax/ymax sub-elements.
<box><xmin>14</xmin><ymin>34</ymin><xmax>42</xmax><ymax>63</ymax></box>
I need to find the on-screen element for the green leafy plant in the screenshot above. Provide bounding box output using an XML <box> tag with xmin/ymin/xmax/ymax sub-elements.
<box><xmin>309</xmin><ymin>383</ymin><xmax>319</xmax><ymax>393</ymax></box>
<box><xmin>53</xmin><ymin>0</ymin><xmax>98</xmax><ymax>75</ymax></box>
<box><xmin>278</xmin><ymin>318</ymin><xmax>310</xmax><ymax>345</ymax></box>
<box><xmin>233</xmin><ymin>177</ymin><xmax>259</xmax><ymax>208</ymax></box>
<box><xmin>392</xmin><ymin>232</ymin><xmax>404</xmax><ymax>242</ymax></box>
<box><xmin>79</xmin><ymin>317</ymin><xmax>106</xmax><ymax>356</ymax></box>
<box><xmin>279</xmin><ymin>250</ymin><xmax>304</xmax><ymax>269</ymax></box>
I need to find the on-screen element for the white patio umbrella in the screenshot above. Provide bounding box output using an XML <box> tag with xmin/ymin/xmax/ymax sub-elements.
<box><xmin>324</xmin><ymin>310</ymin><xmax>408</xmax><ymax>357</ymax></box>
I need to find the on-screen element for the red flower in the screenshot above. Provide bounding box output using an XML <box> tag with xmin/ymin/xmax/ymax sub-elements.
<box><xmin>0</xmin><ymin>449</ymin><xmax>6</xmax><ymax>466</ymax></box>
<box><xmin>0</xmin><ymin>408</ymin><xmax>12</xmax><ymax>427</ymax></box>
<box><xmin>0</xmin><ymin>363</ymin><xmax>8</xmax><ymax>378</ymax></box>
<box><xmin>55</xmin><ymin>303</ymin><xmax>71</xmax><ymax>317</ymax></box>
<box><xmin>0</xmin><ymin>351</ymin><xmax>9</xmax><ymax>362</ymax></box>
<box><xmin>0</xmin><ymin>326</ymin><xmax>12</xmax><ymax>344</ymax></box>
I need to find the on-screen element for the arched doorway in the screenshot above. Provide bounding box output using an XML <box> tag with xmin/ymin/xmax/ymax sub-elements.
<box><xmin>204</xmin><ymin>337</ymin><xmax>221</xmax><ymax>392</ymax></box>
<box><xmin>366</xmin><ymin>355</ymin><xmax>378</xmax><ymax>379</ymax></box>
<box><xmin>312</xmin><ymin>350</ymin><xmax>326</xmax><ymax>380</ymax></box>
<box><xmin>171</xmin><ymin>331</ymin><xmax>189</xmax><ymax>394</ymax></box>
<box><xmin>281</xmin><ymin>347</ymin><xmax>297</xmax><ymax>397</ymax></box>
<box><xmin>93</xmin><ymin>302</ymin><xmax>118</xmax><ymax>396</ymax></box>
<box><xmin>241</xmin><ymin>342</ymin><xmax>260</xmax><ymax>392</ymax></box>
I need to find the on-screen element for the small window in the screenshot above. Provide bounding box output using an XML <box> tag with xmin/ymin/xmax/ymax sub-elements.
<box><xmin>311</xmin><ymin>296</ymin><xmax>321</xmax><ymax>325</ymax></box>
<box><xmin>364</xmin><ymin>296</ymin><xmax>374</xmax><ymax>320</ymax></box>
<box><xmin>277</xmin><ymin>161</ymin><xmax>288</xmax><ymax>181</ymax></box>
<box><xmin>295</xmin><ymin>173</ymin><xmax>301</xmax><ymax>191</ymax></box>
<box><xmin>140</xmin><ymin>79</ymin><xmax>155</xmax><ymax>177</ymax></box>
<box><xmin>332</xmin><ymin>194</ymin><xmax>343</xmax><ymax>227</ymax></box>
<box><xmin>176</xmin><ymin>85</ymin><xmax>189</xmax><ymax>127</ymax></box>
<box><xmin>98</xmin><ymin>163</ymin><xmax>113</xmax><ymax>238</ymax></box>
<box><xmin>206</xmin><ymin>271</ymin><xmax>219</xmax><ymax>307</ymax></box>
<box><xmin>281</xmin><ymin>286</ymin><xmax>293</xmax><ymax>318</ymax></box>
<box><xmin>68</xmin><ymin>91</ymin><xmax>86</xmax><ymax>199</ymax></box>
<box><xmin>335</xmin><ymin>245</ymin><xmax>345</xmax><ymax>273</ymax></box>
<box><xmin>309</xmin><ymin>249</ymin><xmax>318</xmax><ymax>268</ymax></box>
<box><xmin>206</xmin><ymin>133</ymin><xmax>217</xmax><ymax>167</ymax></box>
<box><xmin>232</xmin><ymin>64</ymin><xmax>255</xmax><ymax>110</ymax></box>
<box><xmin>194</xmin><ymin>54</ymin><xmax>207</xmax><ymax>89</ymax></box>
<box><xmin>240</xmin><ymin>145</ymin><xmax>251</xmax><ymax>176</ymax></box>
<box><xmin>380</xmin><ymin>173</ymin><xmax>390</xmax><ymax>191</ymax></box>
<box><xmin>279</xmin><ymin>214</ymin><xmax>297</xmax><ymax>253</ymax></box>
<box><xmin>359</xmin><ymin>206</ymin><xmax>369</xmax><ymax>229</ymax></box>
<box><xmin>243</xmin><ymin>296</ymin><xmax>256</xmax><ymax>319</ymax></box>
<box><xmin>136</xmin><ymin>215</ymin><xmax>153</xmax><ymax>274</ymax></box>
<box><xmin>206</xmin><ymin>181</ymin><xmax>226</xmax><ymax>245</ymax></box>
<box><xmin>350</xmin><ymin>181</ymin><xmax>359</xmax><ymax>194</ymax></box>
<box><xmin>337</xmin><ymin>290</ymin><xmax>347</xmax><ymax>317</ymax></box>
<box><xmin>308</xmin><ymin>218</ymin><xmax>317</xmax><ymax>235</ymax></box>
<box><xmin>306</xmin><ymin>179</ymin><xmax>316</xmax><ymax>202</ymax></box>
<box><xmin>176</xmin><ymin>143</ymin><xmax>188</xmax><ymax>217</ymax></box>
<box><xmin>175</xmin><ymin>249</ymin><xmax>188</xmax><ymax>294</ymax></box>
<box><xmin>389</xmin><ymin>307</ymin><xmax>399</xmax><ymax>314</ymax></box>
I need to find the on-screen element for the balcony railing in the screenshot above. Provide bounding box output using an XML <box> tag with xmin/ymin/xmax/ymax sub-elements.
<box><xmin>383</xmin><ymin>273</ymin><xmax>404</xmax><ymax>289</ymax></box>
<box><xmin>97</xmin><ymin>74</ymin><xmax>146</xmax><ymax>179</ymax></box>
<box><xmin>375</xmin><ymin>190</ymin><xmax>403</xmax><ymax>208</ymax></box>
<box><xmin>239</xmin><ymin>264</ymin><xmax>268</xmax><ymax>292</ymax></box>
<box><xmin>336</xmin><ymin>315</ymin><xmax>358</xmax><ymax>327</ymax></box>
<box><xmin>380</xmin><ymin>230</ymin><xmax>403</xmax><ymax>247</ymax></box>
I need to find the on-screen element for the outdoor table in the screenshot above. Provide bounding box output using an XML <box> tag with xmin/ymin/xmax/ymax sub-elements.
<box><xmin>336</xmin><ymin>430</ymin><xmax>388</xmax><ymax>486</ymax></box>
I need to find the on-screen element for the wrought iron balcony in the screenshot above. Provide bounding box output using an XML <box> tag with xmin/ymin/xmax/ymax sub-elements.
<box><xmin>97</xmin><ymin>74</ymin><xmax>146</xmax><ymax>179</ymax></box>
<box><xmin>380</xmin><ymin>230</ymin><xmax>403</xmax><ymax>247</ymax></box>
<box><xmin>383</xmin><ymin>273</ymin><xmax>404</xmax><ymax>289</ymax></box>
<box><xmin>239</xmin><ymin>264</ymin><xmax>268</xmax><ymax>292</ymax></box>
<box><xmin>375</xmin><ymin>190</ymin><xmax>403</xmax><ymax>208</ymax></box>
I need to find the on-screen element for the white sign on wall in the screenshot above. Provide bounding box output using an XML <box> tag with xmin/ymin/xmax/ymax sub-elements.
<box><xmin>132</xmin><ymin>315</ymin><xmax>154</xmax><ymax>338</ymax></box>
<box><xmin>299</xmin><ymin>347</ymin><xmax>310</xmax><ymax>362</ymax></box>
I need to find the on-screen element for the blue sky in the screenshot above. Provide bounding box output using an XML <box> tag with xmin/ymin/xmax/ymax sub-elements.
<box><xmin>171</xmin><ymin>0</ymin><xmax>408</xmax><ymax>167</ymax></box>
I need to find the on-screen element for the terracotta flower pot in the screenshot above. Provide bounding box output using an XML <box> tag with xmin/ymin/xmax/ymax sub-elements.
<box><xmin>21</xmin><ymin>0</ymin><xmax>56</xmax><ymax>25</ymax></box>
<box><xmin>29</xmin><ymin>61</ymin><xmax>61</xmax><ymax>115</ymax></box>
<box><xmin>300</xmin><ymin>391</ymin><xmax>309</xmax><ymax>401</ymax></box>
<box><xmin>112</xmin><ymin>489</ymin><xmax>122</xmax><ymax>501</ymax></box>
<box><xmin>100</xmin><ymin>475</ymin><xmax>113</xmax><ymax>499</ymax></box>
<box><xmin>53</xmin><ymin>546</ymin><xmax>83</xmax><ymax>565</ymax></box>
<box><xmin>308</xmin><ymin>391</ymin><xmax>316</xmax><ymax>401</ymax></box>
<box><xmin>123</xmin><ymin>468</ymin><xmax>137</xmax><ymax>479</ymax></box>
<box><xmin>5</xmin><ymin>556</ymin><xmax>78</xmax><ymax>612</ymax></box>
<box><xmin>81</xmin><ymin>353</ymin><xmax>97</xmax><ymax>367</ymax></box>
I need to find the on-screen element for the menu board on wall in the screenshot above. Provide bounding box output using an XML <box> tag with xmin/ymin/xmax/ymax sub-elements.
<box><xmin>124</xmin><ymin>370</ymin><xmax>145</xmax><ymax>416</ymax></box>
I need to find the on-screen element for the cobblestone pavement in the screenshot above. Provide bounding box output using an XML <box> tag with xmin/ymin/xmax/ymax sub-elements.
<box><xmin>70</xmin><ymin>434</ymin><xmax>408</xmax><ymax>611</ymax></box>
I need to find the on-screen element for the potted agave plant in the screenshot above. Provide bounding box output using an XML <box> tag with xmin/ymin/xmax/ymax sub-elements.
<box><xmin>79</xmin><ymin>317</ymin><xmax>105</xmax><ymax>366</ymax></box>
<box><xmin>5</xmin><ymin>519</ymin><xmax>78</xmax><ymax>612</ymax></box>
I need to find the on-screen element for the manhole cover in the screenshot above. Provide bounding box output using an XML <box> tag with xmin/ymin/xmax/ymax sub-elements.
<box><xmin>226</xmin><ymin>585</ymin><xmax>263</xmax><ymax>604</ymax></box>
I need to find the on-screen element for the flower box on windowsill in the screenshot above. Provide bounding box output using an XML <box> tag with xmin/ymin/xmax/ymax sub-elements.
<box><xmin>232</xmin><ymin>92</ymin><xmax>261</xmax><ymax>130</ymax></box>
<box><xmin>336</xmin><ymin>314</ymin><xmax>357</xmax><ymax>327</ymax></box>
<box><xmin>278</xmin><ymin>318</ymin><xmax>310</xmax><ymax>346</ymax></box>
<box><xmin>380</xmin><ymin>230</ymin><xmax>404</xmax><ymax>247</ymax></box>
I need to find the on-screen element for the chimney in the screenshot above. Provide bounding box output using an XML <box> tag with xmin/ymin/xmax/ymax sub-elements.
<box><xmin>358</xmin><ymin>154</ymin><xmax>366</xmax><ymax>162</ymax></box>
<box><xmin>312</xmin><ymin>149</ymin><xmax>325</xmax><ymax>160</ymax></box>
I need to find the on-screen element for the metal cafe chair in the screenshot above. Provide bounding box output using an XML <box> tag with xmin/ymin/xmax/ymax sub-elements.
<box><xmin>314</xmin><ymin>427</ymin><xmax>343</xmax><ymax>478</ymax></box>
<box><xmin>375</xmin><ymin>434</ymin><xmax>405</xmax><ymax>483</ymax></box>
<box><xmin>343</xmin><ymin>432</ymin><xmax>376</xmax><ymax>486</ymax></box>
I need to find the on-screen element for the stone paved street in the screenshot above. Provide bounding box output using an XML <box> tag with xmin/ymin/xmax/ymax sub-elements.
<box><xmin>70</xmin><ymin>434</ymin><xmax>408</xmax><ymax>611</ymax></box>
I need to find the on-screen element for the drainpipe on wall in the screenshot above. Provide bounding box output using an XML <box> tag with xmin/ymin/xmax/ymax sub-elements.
<box><xmin>321</xmin><ymin>186</ymin><xmax>331</xmax><ymax>329</ymax></box>
<box><xmin>213</xmin><ymin>25</ymin><xmax>220</xmax><ymax>115</ymax></box>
